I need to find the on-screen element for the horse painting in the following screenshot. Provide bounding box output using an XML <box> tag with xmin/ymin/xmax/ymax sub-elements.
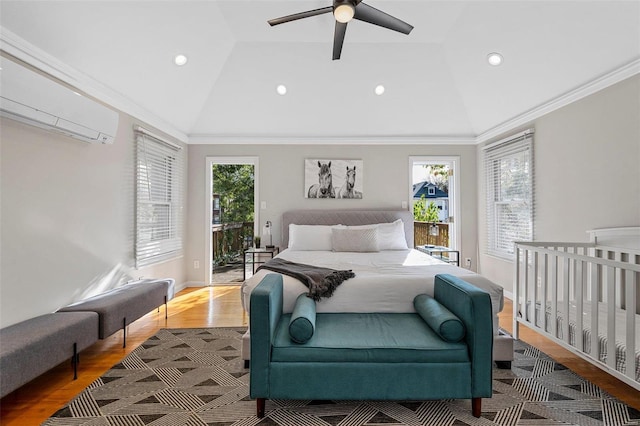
<box><xmin>307</xmin><ymin>161</ymin><xmax>335</xmax><ymax>198</ymax></box>
<box><xmin>337</xmin><ymin>165</ymin><xmax>362</xmax><ymax>199</ymax></box>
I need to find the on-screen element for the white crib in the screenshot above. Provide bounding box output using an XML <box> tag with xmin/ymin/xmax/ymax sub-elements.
<box><xmin>513</xmin><ymin>227</ymin><xmax>640</xmax><ymax>390</ymax></box>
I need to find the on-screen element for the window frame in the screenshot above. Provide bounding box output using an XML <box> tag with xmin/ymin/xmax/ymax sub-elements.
<box><xmin>483</xmin><ymin>130</ymin><xmax>534</xmax><ymax>260</ymax></box>
<box><xmin>135</xmin><ymin>127</ymin><xmax>184</xmax><ymax>268</ymax></box>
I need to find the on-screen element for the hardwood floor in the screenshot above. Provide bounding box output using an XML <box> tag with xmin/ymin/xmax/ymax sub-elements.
<box><xmin>1</xmin><ymin>286</ymin><xmax>638</xmax><ymax>425</ymax></box>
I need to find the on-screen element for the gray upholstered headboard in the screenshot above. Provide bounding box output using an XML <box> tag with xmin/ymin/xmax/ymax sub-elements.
<box><xmin>281</xmin><ymin>209</ymin><xmax>414</xmax><ymax>248</ymax></box>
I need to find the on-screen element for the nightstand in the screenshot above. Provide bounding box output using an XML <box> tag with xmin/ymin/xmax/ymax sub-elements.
<box><xmin>243</xmin><ymin>247</ymin><xmax>279</xmax><ymax>280</ymax></box>
<box><xmin>416</xmin><ymin>245</ymin><xmax>460</xmax><ymax>266</ymax></box>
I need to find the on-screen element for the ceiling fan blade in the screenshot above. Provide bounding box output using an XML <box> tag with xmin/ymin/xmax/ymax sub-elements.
<box><xmin>268</xmin><ymin>6</ymin><xmax>333</xmax><ymax>26</ymax></box>
<box><xmin>354</xmin><ymin>2</ymin><xmax>413</xmax><ymax>34</ymax></box>
<box><xmin>333</xmin><ymin>21</ymin><xmax>348</xmax><ymax>60</ymax></box>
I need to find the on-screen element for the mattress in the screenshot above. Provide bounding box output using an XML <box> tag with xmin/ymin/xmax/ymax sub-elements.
<box><xmin>532</xmin><ymin>301</ymin><xmax>640</xmax><ymax>381</ymax></box>
<box><xmin>241</xmin><ymin>248</ymin><xmax>505</xmax><ymax>333</ymax></box>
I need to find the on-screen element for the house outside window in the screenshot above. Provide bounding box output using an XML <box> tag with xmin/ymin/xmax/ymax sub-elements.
<box><xmin>484</xmin><ymin>130</ymin><xmax>534</xmax><ymax>259</ymax></box>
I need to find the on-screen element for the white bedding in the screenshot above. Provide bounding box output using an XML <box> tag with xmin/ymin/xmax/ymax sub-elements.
<box><xmin>241</xmin><ymin>248</ymin><xmax>505</xmax><ymax>333</ymax></box>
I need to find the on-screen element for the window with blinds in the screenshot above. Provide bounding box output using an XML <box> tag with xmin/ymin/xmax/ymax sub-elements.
<box><xmin>483</xmin><ymin>130</ymin><xmax>534</xmax><ymax>259</ymax></box>
<box><xmin>135</xmin><ymin>127</ymin><xmax>184</xmax><ymax>268</ymax></box>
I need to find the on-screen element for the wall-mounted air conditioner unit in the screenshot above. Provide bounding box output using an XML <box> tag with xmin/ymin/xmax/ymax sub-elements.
<box><xmin>0</xmin><ymin>56</ymin><xmax>119</xmax><ymax>144</ymax></box>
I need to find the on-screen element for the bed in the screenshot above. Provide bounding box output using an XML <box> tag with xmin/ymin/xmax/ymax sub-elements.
<box><xmin>514</xmin><ymin>227</ymin><xmax>640</xmax><ymax>390</ymax></box>
<box><xmin>241</xmin><ymin>209</ymin><xmax>513</xmax><ymax>365</ymax></box>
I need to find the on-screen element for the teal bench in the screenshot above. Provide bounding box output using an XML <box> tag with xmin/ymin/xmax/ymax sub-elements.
<box><xmin>250</xmin><ymin>273</ymin><xmax>494</xmax><ymax>418</ymax></box>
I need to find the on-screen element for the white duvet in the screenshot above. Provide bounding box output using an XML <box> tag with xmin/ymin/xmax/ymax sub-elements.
<box><xmin>241</xmin><ymin>248</ymin><xmax>504</xmax><ymax>332</ymax></box>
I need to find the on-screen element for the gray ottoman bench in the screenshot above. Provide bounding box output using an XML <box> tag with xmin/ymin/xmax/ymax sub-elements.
<box><xmin>0</xmin><ymin>311</ymin><xmax>99</xmax><ymax>398</ymax></box>
<box><xmin>57</xmin><ymin>280</ymin><xmax>169</xmax><ymax>347</ymax></box>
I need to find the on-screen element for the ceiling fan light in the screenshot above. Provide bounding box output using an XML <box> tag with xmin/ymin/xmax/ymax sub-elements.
<box><xmin>334</xmin><ymin>4</ymin><xmax>355</xmax><ymax>23</ymax></box>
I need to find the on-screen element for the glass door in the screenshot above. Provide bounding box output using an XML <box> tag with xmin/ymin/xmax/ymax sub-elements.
<box><xmin>409</xmin><ymin>156</ymin><xmax>460</xmax><ymax>252</ymax></box>
<box><xmin>206</xmin><ymin>157</ymin><xmax>259</xmax><ymax>285</ymax></box>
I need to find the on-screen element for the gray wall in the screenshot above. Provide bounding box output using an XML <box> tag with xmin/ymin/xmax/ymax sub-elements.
<box><xmin>0</xmin><ymin>114</ymin><xmax>187</xmax><ymax>328</ymax></box>
<box><xmin>478</xmin><ymin>74</ymin><xmax>640</xmax><ymax>293</ymax></box>
<box><xmin>185</xmin><ymin>144</ymin><xmax>478</xmax><ymax>285</ymax></box>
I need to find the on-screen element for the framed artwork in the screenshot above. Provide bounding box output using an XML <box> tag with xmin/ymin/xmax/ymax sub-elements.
<box><xmin>304</xmin><ymin>159</ymin><xmax>363</xmax><ymax>199</ymax></box>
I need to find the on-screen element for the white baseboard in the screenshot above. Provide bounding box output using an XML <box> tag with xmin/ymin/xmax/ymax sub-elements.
<box><xmin>173</xmin><ymin>282</ymin><xmax>188</xmax><ymax>294</ymax></box>
<box><xmin>503</xmin><ymin>290</ymin><xmax>514</xmax><ymax>301</ymax></box>
<box><xmin>183</xmin><ymin>281</ymin><xmax>207</xmax><ymax>288</ymax></box>
<box><xmin>182</xmin><ymin>281</ymin><xmax>244</xmax><ymax>287</ymax></box>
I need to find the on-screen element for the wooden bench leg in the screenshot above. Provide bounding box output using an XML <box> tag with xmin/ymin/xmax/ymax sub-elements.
<box><xmin>472</xmin><ymin>397</ymin><xmax>481</xmax><ymax>417</ymax></box>
<box><xmin>256</xmin><ymin>398</ymin><xmax>265</xmax><ymax>418</ymax></box>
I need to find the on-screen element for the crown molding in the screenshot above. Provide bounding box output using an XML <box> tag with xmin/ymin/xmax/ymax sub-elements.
<box><xmin>0</xmin><ymin>27</ymin><xmax>189</xmax><ymax>143</ymax></box>
<box><xmin>187</xmin><ymin>134</ymin><xmax>477</xmax><ymax>145</ymax></box>
<box><xmin>476</xmin><ymin>57</ymin><xmax>640</xmax><ymax>144</ymax></box>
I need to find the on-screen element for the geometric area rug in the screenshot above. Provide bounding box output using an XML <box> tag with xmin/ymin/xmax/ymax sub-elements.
<box><xmin>43</xmin><ymin>328</ymin><xmax>640</xmax><ymax>426</ymax></box>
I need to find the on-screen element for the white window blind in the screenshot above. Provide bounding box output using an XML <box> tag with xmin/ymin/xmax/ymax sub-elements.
<box><xmin>135</xmin><ymin>127</ymin><xmax>184</xmax><ymax>267</ymax></box>
<box><xmin>484</xmin><ymin>130</ymin><xmax>534</xmax><ymax>259</ymax></box>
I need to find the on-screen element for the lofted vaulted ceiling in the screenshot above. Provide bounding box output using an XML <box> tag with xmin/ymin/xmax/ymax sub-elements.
<box><xmin>1</xmin><ymin>1</ymin><xmax>638</xmax><ymax>143</ymax></box>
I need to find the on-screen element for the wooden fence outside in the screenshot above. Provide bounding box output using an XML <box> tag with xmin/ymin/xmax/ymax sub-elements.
<box><xmin>414</xmin><ymin>222</ymin><xmax>450</xmax><ymax>247</ymax></box>
<box><xmin>212</xmin><ymin>222</ymin><xmax>254</xmax><ymax>265</ymax></box>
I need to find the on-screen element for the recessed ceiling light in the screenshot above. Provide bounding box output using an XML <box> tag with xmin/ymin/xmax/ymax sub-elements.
<box><xmin>375</xmin><ymin>85</ymin><xmax>385</xmax><ymax>95</ymax></box>
<box><xmin>276</xmin><ymin>84</ymin><xmax>287</xmax><ymax>95</ymax></box>
<box><xmin>487</xmin><ymin>52</ymin><xmax>503</xmax><ymax>66</ymax></box>
<box><xmin>174</xmin><ymin>54</ymin><xmax>188</xmax><ymax>66</ymax></box>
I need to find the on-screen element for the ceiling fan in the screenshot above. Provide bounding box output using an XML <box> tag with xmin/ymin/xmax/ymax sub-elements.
<box><xmin>268</xmin><ymin>0</ymin><xmax>413</xmax><ymax>60</ymax></box>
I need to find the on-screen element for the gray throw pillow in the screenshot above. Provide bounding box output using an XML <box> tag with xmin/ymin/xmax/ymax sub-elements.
<box><xmin>331</xmin><ymin>226</ymin><xmax>379</xmax><ymax>252</ymax></box>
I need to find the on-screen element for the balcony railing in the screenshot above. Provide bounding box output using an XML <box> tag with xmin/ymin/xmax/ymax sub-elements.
<box><xmin>212</xmin><ymin>221</ymin><xmax>253</xmax><ymax>266</ymax></box>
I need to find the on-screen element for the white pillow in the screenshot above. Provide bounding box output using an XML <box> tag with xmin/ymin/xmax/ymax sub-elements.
<box><xmin>377</xmin><ymin>219</ymin><xmax>409</xmax><ymax>250</ymax></box>
<box><xmin>332</xmin><ymin>226</ymin><xmax>379</xmax><ymax>252</ymax></box>
<box><xmin>288</xmin><ymin>224</ymin><xmax>341</xmax><ymax>251</ymax></box>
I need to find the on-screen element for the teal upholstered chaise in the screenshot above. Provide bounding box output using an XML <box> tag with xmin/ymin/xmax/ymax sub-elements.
<box><xmin>250</xmin><ymin>273</ymin><xmax>494</xmax><ymax>418</ymax></box>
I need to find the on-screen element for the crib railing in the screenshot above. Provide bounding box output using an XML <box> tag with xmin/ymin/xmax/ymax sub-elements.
<box><xmin>514</xmin><ymin>241</ymin><xmax>640</xmax><ymax>390</ymax></box>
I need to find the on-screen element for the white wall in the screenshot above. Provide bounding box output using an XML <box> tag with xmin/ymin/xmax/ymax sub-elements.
<box><xmin>186</xmin><ymin>144</ymin><xmax>478</xmax><ymax>285</ymax></box>
<box><xmin>478</xmin><ymin>74</ymin><xmax>640</xmax><ymax>294</ymax></box>
<box><xmin>0</xmin><ymin>114</ymin><xmax>187</xmax><ymax>328</ymax></box>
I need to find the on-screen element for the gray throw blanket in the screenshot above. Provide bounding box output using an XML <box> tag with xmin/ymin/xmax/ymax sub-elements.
<box><xmin>256</xmin><ymin>258</ymin><xmax>355</xmax><ymax>301</ymax></box>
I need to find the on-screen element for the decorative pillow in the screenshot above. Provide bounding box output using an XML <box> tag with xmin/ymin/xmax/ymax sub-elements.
<box><xmin>331</xmin><ymin>226</ymin><xmax>379</xmax><ymax>252</ymax></box>
<box><xmin>414</xmin><ymin>294</ymin><xmax>465</xmax><ymax>342</ymax></box>
<box><xmin>288</xmin><ymin>224</ymin><xmax>341</xmax><ymax>251</ymax></box>
<box><xmin>378</xmin><ymin>219</ymin><xmax>409</xmax><ymax>250</ymax></box>
<box><xmin>289</xmin><ymin>294</ymin><xmax>316</xmax><ymax>343</ymax></box>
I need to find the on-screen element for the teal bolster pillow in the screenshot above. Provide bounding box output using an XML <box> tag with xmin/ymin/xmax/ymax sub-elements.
<box><xmin>289</xmin><ymin>294</ymin><xmax>316</xmax><ymax>343</ymax></box>
<box><xmin>414</xmin><ymin>294</ymin><xmax>466</xmax><ymax>342</ymax></box>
